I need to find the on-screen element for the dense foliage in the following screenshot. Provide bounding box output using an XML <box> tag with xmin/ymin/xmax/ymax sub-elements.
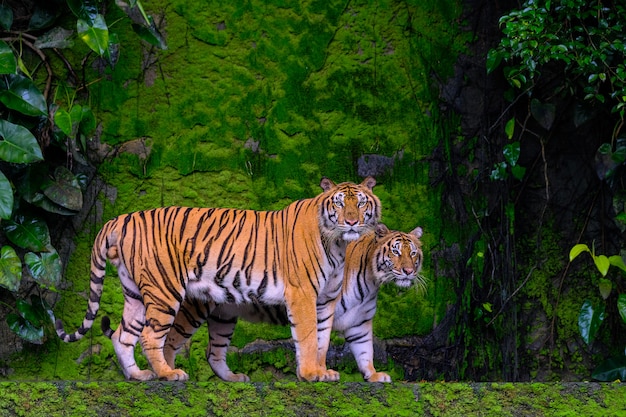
<box><xmin>487</xmin><ymin>0</ymin><xmax>626</xmax><ymax>380</ymax></box>
<box><xmin>0</xmin><ymin>0</ymin><xmax>164</xmax><ymax>344</ymax></box>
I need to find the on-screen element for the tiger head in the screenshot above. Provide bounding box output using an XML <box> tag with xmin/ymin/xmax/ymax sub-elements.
<box><xmin>319</xmin><ymin>177</ymin><xmax>381</xmax><ymax>241</ymax></box>
<box><xmin>373</xmin><ymin>223</ymin><xmax>425</xmax><ymax>289</ymax></box>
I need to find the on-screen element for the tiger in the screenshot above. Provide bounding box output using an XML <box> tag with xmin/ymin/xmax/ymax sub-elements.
<box><xmin>161</xmin><ymin>223</ymin><xmax>424</xmax><ymax>382</ymax></box>
<box><xmin>55</xmin><ymin>177</ymin><xmax>381</xmax><ymax>381</ymax></box>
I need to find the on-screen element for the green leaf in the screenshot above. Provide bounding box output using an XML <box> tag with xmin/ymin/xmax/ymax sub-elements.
<box><xmin>6</xmin><ymin>312</ymin><xmax>44</xmax><ymax>344</ymax></box>
<box><xmin>0</xmin><ymin>4</ymin><xmax>13</xmax><ymax>30</ymax></box>
<box><xmin>609</xmin><ymin>255</ymin><xmax>626</xmax><ymax>273</ymax></box>
<box><xmin>67</xmin><ymin>0</ymin><xmax>99</xmax><ymax>23</ymax></box>
<box><xmin>54</xmin><ymin>108</ymin><xmax>73</xmax><ymax>136</ymax></box>
<box><xmin>503</xmin><ymin>142</ymin><xmax>520</xmax><ymax>166</ymax></box>
<box><xmin>3</xmin><ymin>215</ymin><xmax>50</xmax><ymax>251</ymax></box>
<box><xmin>0</xmin><ymin>74</ymin><xmax>47</xmax><ymax>116</ymax></box>
<box><xmin>25</xmin><ymin>250</ymin><xmax>62</xmax><ymax>290</ymax></box>
<box><xmin>132</xmin><ymin>21</ymin><xmax>167</xmax><ymax>50</ymax></box>
<box><xmin>578</xmin><ymin>300</ymin><xmax>605</xmax><ymax>346</ymax></box>
<box><xmin>592</xmin><ymin>356</ymin><xmax>626</xmax><ymax>382</ymax></box>
<box><xmin>618</xmin><ymin>294</ymin><xmax>626</xmax><ymax>325</ymax></box>
<box><xmin>0</xmin><ymin>119</ymin><xmax>43</xmax><ymax>163</ymax></box>
<box><xmin>42</xmin><ymin>166</ymin><xmax>83</xmax><ymax>211</ymax></box>
<box><xmin>77</xmin><ymin>15</ymin><xmax>109</xmax><ymax>56</ymax></box>
<box><xmin>30</xmin><ymin>294</ymin><xmax>55</xmax><ymax>325</ymax></box>
<box><xmin>511</xmin><ymin>165</ymin><xmax>526</xmax><ymax>180</ymax></box>
<box><xmin>78</xmin><ymin>106</ymin><xmax>96</xmax><ymax>135</ymax></box>
<box><xmin>0</xmin><ymin>40</ymin><xmax>16</xmax><ymax>74</ymax></box>
<box><xmin>598</xmin><ymin>278</ymin><xmax>612</xmax><ymax>300</ymax></box>
<box><xmin>505</xmin><ymin>117</ymin><xmax>515</xmax><ymax>139</ymax></box>
<box><xmin>569</xmin><ymin>244</ymin><xmax>590</xmax><ymax>261</ymax></box>
<box><xmin>28</xmin><ymin>5</ymin><xmax>61</xmax><ymax>30</ymax></box>
<box><xmin>0</xmin><ymin>245</ymin><xmax>21</xmax><ymax>292</ymax></box>
<box><xmin>486</xmin><ymin>49</ymin><xmax>502</xmax><ymax>74</ymax></box>
<box><xmin>530</xmin><ymin>99</ymin><xmax>556</xmax><ymax>130</ymax></box>
<box><xmin>593</xmin><ymin>254</ymin><xmax>610</xmax><ymax>277</ymax></box>
<box><xmin>0</xmin><ymin>170</ymin><xmax>13</xmax><ymax>219</ymax></box>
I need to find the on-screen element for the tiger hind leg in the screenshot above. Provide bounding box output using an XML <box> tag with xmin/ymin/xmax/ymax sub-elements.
<box><xmin>207</xmin><ymin>305</ymin><xmax>250</xmax><ymax>382</ymax></box>
<box><xmin>140</xmin><ymin>301</ymin><xmax>189</xmax><ymax>381</ymax></box>
<box><xmin>109</xmin><ymin>297</ymin><xmax>156</xmax><ymax>381</ymax></box>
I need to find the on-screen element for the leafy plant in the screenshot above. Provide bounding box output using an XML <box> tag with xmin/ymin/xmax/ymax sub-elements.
<box><xmin>569</xmin><ymin>244</ymin><xmax>626</xmax><ymax>381</ymax></box>
<box><xmin>0</xmin><ymin>0</ymin><xmax>165</xmax><ymax>343</ymax></box>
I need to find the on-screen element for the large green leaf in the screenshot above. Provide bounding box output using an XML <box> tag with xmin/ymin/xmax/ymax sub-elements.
<box><xmin>42</xmin><ymin>166</ymin><xmax>83</xmax><ymax>211</ymax></box>
<box><xmin>25</xmin><ymin>250</ymin><xmax>61</xmax><ymax>290</ymax></box>
<box><xmin>0</xmin><ymin>119</ymin><xmax>43</xmax><ymax>163</ymax></box>
<box><xmin>592</xmin><ymin>356</ymin><xmax>626</xmax><ymax>382</ymax></box>
<box><xmin>0</xmin><ymin>74</ymin><xmax>47</xmax><ymax>116</ymax></box>
<box><xmin>0</xmin><ymin>245</ymin><xmax>21</xmax><ymax>292</ymax></box>
<box><xmin>0</xmin><ymin>169</ymin><xmax>13</xmax><ymax>219</ymax></box>
<box><xmin>77</xmin><ymin>14</ymin><xmax>109</xmax><ymax>56</ymax></box>
<box><xmin>3</xmin><ymin>215</ymin><xmax>50</xmax><ymax>251</ymax></box>
<box><xmin>578</xmin><ymin>300</ymin><xmax>605</xmax><ymax>346</ymax></box>
<box><xmin>6</xmin><ymin>311</ymin><xmax>43</xmax><ymax>344</ymax></box>
<box><xmin>0</xmin><ymin>40</ymin><xmax>16</xmax><ymax>74</ymax></box>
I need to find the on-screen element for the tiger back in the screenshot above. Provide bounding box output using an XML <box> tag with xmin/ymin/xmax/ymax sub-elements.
<box><xmin>55</xmin><ymin>177</ymin><xmax>380</xmax><ymax>382</ymax></box>
<box><xmin>164</xmin><ymin>223</ymin><xmax>424</xmax><ymax>382</ymax></box>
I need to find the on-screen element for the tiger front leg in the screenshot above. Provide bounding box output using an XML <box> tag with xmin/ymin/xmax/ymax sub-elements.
<box><xmin>344</xmin><ymin>320</ymin><xmax>391</xmax><ymax>383</ymax></box>
<box><xmin>315</xmin><ymin>300</ymin><xmax>340</xmax><ymax>381</ymax></box>
<box><xmin>286</xmin><ymin>288</ymin><xmax>339</xmax><ymax>382</ymax></box>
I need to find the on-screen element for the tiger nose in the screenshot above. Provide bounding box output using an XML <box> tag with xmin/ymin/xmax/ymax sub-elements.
<box><xmin>402</xmin><ymin>267</ymin><xmax>414</xmax><ymax>275</ymax></box>
<box><xmin>345</xmin><ymin>218</ymin><xmax>358</xmax><ymax>226</ymax></box>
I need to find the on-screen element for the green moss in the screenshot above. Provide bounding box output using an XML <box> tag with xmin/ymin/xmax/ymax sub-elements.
<box><xmin>7</xmin><ymin>0</ymin><xmax>471</xmax><ymax>382</ymax></box>
<box><xmin>2</xmin><ymin>381</ymin><xmax>624</xmax><ymax>416</ymax></box>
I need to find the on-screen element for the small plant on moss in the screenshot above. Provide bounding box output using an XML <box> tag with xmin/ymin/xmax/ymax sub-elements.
<box><xmin>569</xmin><ymin>243</ymin><xmax>626</xmax><ymax>381</ymax></box>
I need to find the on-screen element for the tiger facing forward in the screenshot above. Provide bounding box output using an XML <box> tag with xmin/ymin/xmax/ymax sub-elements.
<box><xmin>55</xmin><ymin>177</ymin><xmax>380</xmax><ymax>381</ymax></box>
<box><xmin>163</xmin><ymin>223</ymin><xmax>424</xmax><ymax>382</ymax></box>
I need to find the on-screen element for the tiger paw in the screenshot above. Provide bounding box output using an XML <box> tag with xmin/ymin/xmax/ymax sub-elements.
<box><xmin>224</xmin><ymin>372</ymin><xmax>251</xmax><ymax>382</ymax></box>
<box><xmin>158</xmin><ymin>369</ymin><xmax>189</xmax><ymax>381</ymax></box>
<box><xmin>366</xmin><ymin>372</ymin><xmax>392</xmax><ymax>383</ymax></box>
<box><xmin>299</xmin><ymin>368</ymin><xmax>340</xmax><ymax>382</ymax></box>
<box><xmin>129</xmin><ymin>369</ymin><xmax>157</xmax><ymax>381</ymax></box>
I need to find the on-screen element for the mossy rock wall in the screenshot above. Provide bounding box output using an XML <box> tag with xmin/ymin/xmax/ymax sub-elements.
<box><xmin>3</xmin><ymin>0</ymin><xmax>470</xmax><ymax>381</ymax></box>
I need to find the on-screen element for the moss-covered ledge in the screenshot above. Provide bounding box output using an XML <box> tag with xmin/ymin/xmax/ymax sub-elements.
<box><xmin>0</xmin><ymin>381</ymin><xmax>623</xmax><ymax>416</ymax></box>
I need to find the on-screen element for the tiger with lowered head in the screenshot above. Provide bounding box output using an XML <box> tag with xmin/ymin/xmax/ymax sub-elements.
<box><xmin>162</xmin><ymin>223</ymin><xmax>424</xmax><ymax>382</ymax></box>
<box><xmin>55</xmin><ymin>177</ymin><xmax>381</xmax><ymax>381</ymax></box>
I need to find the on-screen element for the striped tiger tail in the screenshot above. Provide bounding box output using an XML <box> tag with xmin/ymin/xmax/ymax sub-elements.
<box><xmin>55</xmin><ymin>219</ymin><xmax>118</xmax><ymax>342</ymax></box>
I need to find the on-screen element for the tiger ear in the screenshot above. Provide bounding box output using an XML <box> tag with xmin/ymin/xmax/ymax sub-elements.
<box><xmin>320</xmin><ymin>177</ymin><xmax>336</xmax><ymax>191</ymax></box>
<box><xmin>411</xmin><ymin>226</ymin><xmax>423</xmax><ymax>239</ymax></box>
<box><xmin>375</xmin><ymin>223</ymin><xmax>390</xmax><ymax>237</ymax></box>
<box><xmin>361</xmin><ymin>176</ymin><xmax>376</xmax><ymax>189</ymax></box>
